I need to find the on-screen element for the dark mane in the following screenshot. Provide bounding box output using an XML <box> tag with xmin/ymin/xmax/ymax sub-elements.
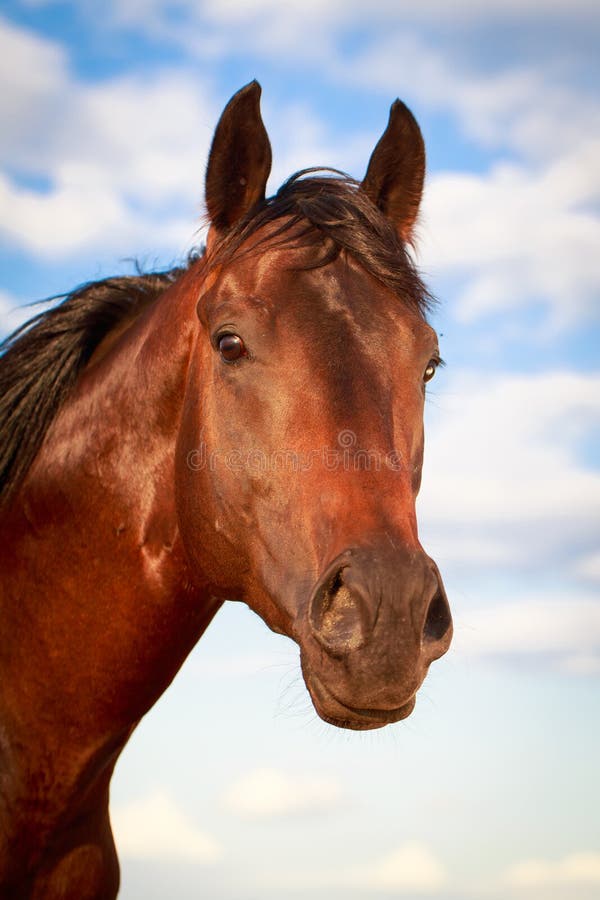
<box><xmin>0</xmin><ymin>170</ymin><xmax>432</xmax><ymax>506</ymax></box>
<box><xmin>0</xmin><ymin>266</ymin><xmax>188</xmax><ymax>506</ymax></box>
<box><xmin>208</xmin><ymin>170</ymin><xmax>433</xmax><ymax>317</ymax></box>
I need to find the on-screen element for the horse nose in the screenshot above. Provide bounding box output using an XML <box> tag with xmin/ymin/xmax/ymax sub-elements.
<box><xmin>308</xmin><ymin>553</ymin><xmax>374</xmax><ymax>657</ymax></box>
<box><xmin>308</xmin><ymin>547</ymin><xmax>452</xmax><ymax>659</ymax></box>
<box><xmin>421</xmin><ymin>565</ymin><xmax>453</xmax><ymax>661</ymax></box>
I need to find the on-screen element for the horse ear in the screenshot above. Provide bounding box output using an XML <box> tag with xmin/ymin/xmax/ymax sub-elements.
<box><xmin>361</xmin><ymin>99</ymin><xmax>425</xmax><ymax>243</ymax></box>
<box><xmin>205</xmin><ymin>81</ymin><xmax>272</xmax><ymax>234</ymax></box>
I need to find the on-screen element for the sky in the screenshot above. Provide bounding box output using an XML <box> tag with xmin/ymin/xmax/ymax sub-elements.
<box><xmin>1</xmin><ymin>2</ymin><xmax>599</xmax><ymax>898</ymax></box>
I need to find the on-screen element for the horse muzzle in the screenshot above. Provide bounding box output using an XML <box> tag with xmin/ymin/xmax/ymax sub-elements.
<box><xmin>300</xmin><ymin>543</ymin><xmax>452</xmax><ymax>730</ymax></box>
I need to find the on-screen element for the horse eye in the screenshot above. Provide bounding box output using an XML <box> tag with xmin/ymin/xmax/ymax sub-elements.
<box><xmin>423</xmin><ymin>360</ymin><xmax>438</xmax><ymax>383</ymax></box>
<box><xmin>217</xmin><ymin>333</ymin><xmax>246</xmax><ymax>362</ymax></box>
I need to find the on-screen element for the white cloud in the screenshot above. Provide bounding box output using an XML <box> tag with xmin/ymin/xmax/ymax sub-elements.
<box><xmin>575</xmin><ymin>552</ymin><xmax>600</xmax><ymax>582</ymax></box>
<box><xmin>335</xmin><ymin>31</ymin><xmax>600</xmax><ymax>159</ymax></box>
<box><xmin>0</xmin><ymin>16</ymin><xmax>370</xmax><ymax>261</ymax></box>
<box><xmin>0</xmin><ymin>15</ymin><xmax>376</xmax><ymax>259</ymax></box>
<box><xmin>420</xmin><ymin>370</ymin><xmax>600</xmax><ymax>569</ymax></box>
<box><xmin>0</xmin><ymin>290</ymin><xmax>39</xmax><ymax>337</ymax></box>
<box><xmin>313</xmin><ymin>26</ymin><xmax>600</xmax><ymax>338</ymax></box>
<box><xmin>222</xmin><ymin>767</ymin><xmax>344</xmax><ymax>819</ymax></box>
<box><xmin>111</xmin><ymin>790</ymin><xmax>222</xmax><ymax>862</ymax></box>
<box><xmin>266</xmin><ymin>102</ymin><xmax>374</xmax><ymax>195</ymax></box>
<box><xmin>70</xmin><ymin>73</ymin><xmax>216</xmax><ymax>205</ymax></box>
<box><xmin>453</xmin><ymin>596</ymin><xmax>600</xmax><ymax>673</ymax></box>
<box><xmin>505</xmin><ymin>850</ymin><xmax>600</xmax><ymax>887</ymax></box>
<box><xmin>0</xmin><ymin>17</ymin><xmax>213</xmax><ymax>257</ymax></box>
<box><xmin>0</xmin><ymin>15</ymin><xmax>68</xmax><ymax>166</ymax></box>
<box><xmin>347</xmin><ymin>841</ymin><xmax>448</xmax><ymax>892</ymax></box>
<box><xmin>333</xmin><ymin>31</ymin><xmax>600</xmax><ymax>334</ymax></box>
<box><xmin>561</xmin><ymin>653</ymin><xmax>600</xmax><ymax>676</ymax></box>
<box><xmin>96</xmin><ymin>7</ymin><xmax>596</xmax><ymax>167</ymax></box>
<box><xmin>420</xmin><ymin>145</ymin><xmax>600</xmax><ymax>332</ymax></box>
<box><xmin>284</xmin><ymin>840</ymin><xmax>449</xmax><ymax>893</ymax></box>
<box><xmin>31</xmin><ymin>0</ymin><xmax>600</xmax><ymax>42</ymax></box>
<box><xmin>0</xmin><ymin>18</ymin><xmax>215</xmax><ymax>202</ymax></box>
<box><xmin>11</xmin><ymin>6</ymin><xmax>598</xmax><ymax>165</ymax></box>
<box><xmin>0</xmin><ymin>169</ymin><xmax>193</xmax><ymax>258</ymax></box>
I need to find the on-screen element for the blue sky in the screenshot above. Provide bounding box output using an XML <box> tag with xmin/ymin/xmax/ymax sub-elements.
<box><xmin>1</xmin><ymin>2</ymin><xmax>599</xmax><ymax>898</ymax></box>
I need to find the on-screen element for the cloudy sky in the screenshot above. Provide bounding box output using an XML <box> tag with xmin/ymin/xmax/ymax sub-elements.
<box><xmin>1</xmin><ymin>1</ymin><xmax>599</xmax><ymax>898</ymax></box>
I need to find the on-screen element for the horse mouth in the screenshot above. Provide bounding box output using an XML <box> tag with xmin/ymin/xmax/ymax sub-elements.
<box><xmin>306</xmin><ymin>672</ymin><xmax>416</xmax><ymax>731</ymax></box>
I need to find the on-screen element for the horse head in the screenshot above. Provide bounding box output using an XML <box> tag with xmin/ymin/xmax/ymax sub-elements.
<box><xmin>175</xmin><ymin>82</ymin><xmax>452</xmax><ymax>730</ymax></box>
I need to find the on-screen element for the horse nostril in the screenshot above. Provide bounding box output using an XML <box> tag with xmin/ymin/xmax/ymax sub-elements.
<box><xmin>309</xmin><ymin>565</ymin><xmax>369</xmax><ymax>655</ymax></box>
<box><xmin>423</xmin><ymin>583</ymin><xmax>452</xmax><ymax>645</ymax></box>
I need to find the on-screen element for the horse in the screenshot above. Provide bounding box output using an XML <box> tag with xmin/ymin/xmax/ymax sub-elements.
<box><xmin>0</xmin><ymin>81</ymin><xmax>452</xmax><ymax>899</ymax></box>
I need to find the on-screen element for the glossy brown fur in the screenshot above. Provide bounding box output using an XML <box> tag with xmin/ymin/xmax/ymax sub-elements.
<box><xmin>0</xmin><ymin>82</ymin><xmax>451</xmax><ymax>898</ymax></box>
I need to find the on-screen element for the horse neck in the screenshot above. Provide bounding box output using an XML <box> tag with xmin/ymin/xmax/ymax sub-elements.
<box><xmin>0</xmin><ymin>262</ymin><xmax>221</xmax><ymax>788</ymax></box>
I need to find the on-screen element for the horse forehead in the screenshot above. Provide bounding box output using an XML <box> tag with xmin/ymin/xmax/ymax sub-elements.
<box><xmin>220</xmin><ymin>244</ymin><xmax>418</xmax><ymax>341</ymax></box>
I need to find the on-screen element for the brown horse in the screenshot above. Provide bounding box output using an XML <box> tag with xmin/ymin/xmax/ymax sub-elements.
<box><xmin>0</xmin><ymin>82</ymin><xmax>451</xmax><ymax>899</ymax></box>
